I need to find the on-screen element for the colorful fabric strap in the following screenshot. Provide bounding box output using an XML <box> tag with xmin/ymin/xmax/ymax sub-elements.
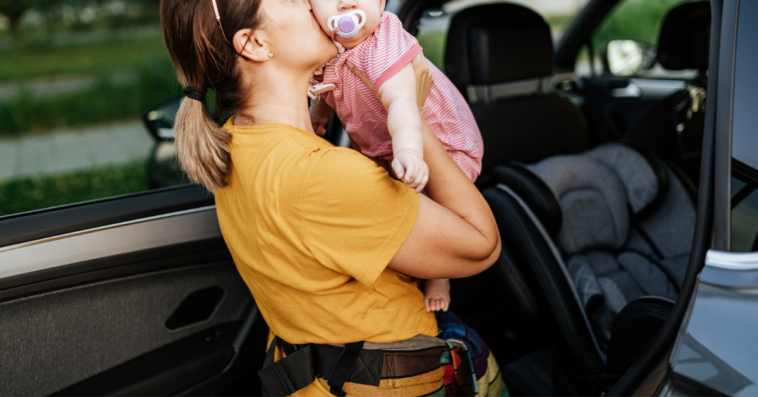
<box><xmin>258</xmin><ymin>312</ymin><xmax>508</xmax><ymax>396</ymax></box>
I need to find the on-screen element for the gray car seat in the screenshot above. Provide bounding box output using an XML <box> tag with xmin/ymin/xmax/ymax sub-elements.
<box><xmin>485</xmin><ymin>143</ymin><xmax>696</xmax><ymax>394</ymax></box>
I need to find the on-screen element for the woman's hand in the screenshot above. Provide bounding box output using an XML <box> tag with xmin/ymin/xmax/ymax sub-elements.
<box><xmin>410</xmin><ymin>51</ymin><xmax>433</xmax><ymax>111</ymax></box>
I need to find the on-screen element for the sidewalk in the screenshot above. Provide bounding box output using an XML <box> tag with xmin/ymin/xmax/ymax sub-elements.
<box><xmin>0</xmin><ymin>120</ymin><xmax>154</xmax><ymax>182</ymax></box>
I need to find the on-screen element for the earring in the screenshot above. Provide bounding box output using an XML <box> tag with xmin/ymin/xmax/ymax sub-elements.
<box><xmin>267</xmin><ymin>50</ymin><xmax>273</xmax><ymax>58</ymax></box>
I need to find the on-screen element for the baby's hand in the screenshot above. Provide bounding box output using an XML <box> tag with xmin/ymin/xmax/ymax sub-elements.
<box><xmin>309</xmin><ymin>111</ymin><xmax>329</xmax><ymax>136</ymax></box>
<box><xmin>392</xmin><ymin>150</ymin><xmax>429</xmax><ymax>193</ymax></box>
<box><xmin>424</xmin><ymin>279</ymin><xmax>451</xmax><ymax>312</ymax></box>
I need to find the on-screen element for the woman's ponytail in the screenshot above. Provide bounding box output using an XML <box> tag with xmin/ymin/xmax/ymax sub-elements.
<box><xmin>160</xmin><ymin>0</ymin><xmax>262</xmax><ymax>192</ymax></box>
<box><xmin>174</xmin><ymin>96</ymin><xmax>231</xmax><ymax>192</ymax></box>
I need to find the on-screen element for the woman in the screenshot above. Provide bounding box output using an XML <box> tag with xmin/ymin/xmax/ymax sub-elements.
<box><xmin>159</xmin><ymin>0</ymin><xmax>502</xmax><ymax>395</ymax></box>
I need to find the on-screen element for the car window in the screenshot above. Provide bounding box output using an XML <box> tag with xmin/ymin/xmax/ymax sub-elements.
<box><xmin>731</xmin><ymin>177</ymin><xmax>758</xmax><ymax>252</ymax></box>
<box><xmin>0</xmin><ymin>2</ymin><xmax>188</xmax><ymax>217</ymax></box>
<box><xmin>729</xmin><ymin>0</ymin><xmax>758</xmax><ymax>252</ymax></box>
<box><xmin>416</xmin><ymin>0</ymin><xmax>588</xmax><ymax>71</ymax></box>
<box><xmin>576</xmin><ymin>0</ymin><xmax>705</xmax><ymax>78</ymax></box>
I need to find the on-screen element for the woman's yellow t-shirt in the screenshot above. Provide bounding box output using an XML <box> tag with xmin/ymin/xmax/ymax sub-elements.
<box><xmin>215</xmin><ymin>119</ymin><xmax>438</xmax><ymax>350</ymax></box>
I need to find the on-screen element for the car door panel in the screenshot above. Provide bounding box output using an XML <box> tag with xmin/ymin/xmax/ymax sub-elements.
<box><xmin>0</xmin><ymin>190</ymin><xmax>266</xmax><ymax>396</ymax></box>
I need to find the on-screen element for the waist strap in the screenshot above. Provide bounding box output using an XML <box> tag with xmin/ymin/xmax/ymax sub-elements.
<box><xmin>259</xmin><ymin>337</ymin><xmax>368</xmax><ymax>397</ymax></box>
<box><xmin>258</xmin><ymin>335</ymin><xmax>447</xmax><ymax>397</ymax></box>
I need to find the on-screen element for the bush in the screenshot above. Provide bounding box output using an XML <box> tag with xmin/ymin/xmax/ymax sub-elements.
<box><xmin>0</xmin><ymin>161</ymin><xmax>148</xmax><ymax>216</ymax></box>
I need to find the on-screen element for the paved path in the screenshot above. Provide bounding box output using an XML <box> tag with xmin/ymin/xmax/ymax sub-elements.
<box><xmin>0</xmin><ymin>120</ymin><xmax>154</xmax><ymax>182</ymax></box>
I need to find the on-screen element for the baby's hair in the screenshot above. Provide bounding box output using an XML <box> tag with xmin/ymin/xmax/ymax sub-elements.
<box><xmin>160</xmin><ymin>0</ymin><xmax>264</xmax><ymax>191</ymax></box>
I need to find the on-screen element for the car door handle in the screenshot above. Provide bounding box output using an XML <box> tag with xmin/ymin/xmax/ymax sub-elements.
<box><xmin>611</xmin><ymin>82</ymin><xmax>642</xmax><ymax>98</ymax></box>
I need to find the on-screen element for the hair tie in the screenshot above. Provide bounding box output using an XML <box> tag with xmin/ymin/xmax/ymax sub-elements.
<box><xmin>183</xmin><ymin>86</ymin><xmax>208</xmax><ymax>102</ymax></box>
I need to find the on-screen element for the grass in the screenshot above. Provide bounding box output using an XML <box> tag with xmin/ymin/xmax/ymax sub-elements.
<box><xmin>0</xmin><ymin>57</ymin><xmax>180</xmax><ymax>135</ymax></box>
<box><xmin>0</xmin><ymin>161</ymin><xmax>148</xmax><ymax>216</ymax></box>
<box><xmin>0</xmin><ymin>33</ymin><xmax>168</xmax><ymax>82</ymax></box>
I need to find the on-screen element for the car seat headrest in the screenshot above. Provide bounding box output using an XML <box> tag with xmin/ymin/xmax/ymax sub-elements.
<box><xmin>658</xmin><ymin>2</ymin><xmax>711</xmax><ymax>71</ymax></box>
<box><xmin>585</xmin><ymin>144</ymin><xmax>668</xmax><ymax>217</ymax></box>
<box><xmin>528</xmin><ymin>156</ymin><xmax>630</xmax><ymax>254</ymax></box>
<box><xmin>445</xmin><ymin>4</ymin><xmax>554</xmax><ymax>90</ymax></box>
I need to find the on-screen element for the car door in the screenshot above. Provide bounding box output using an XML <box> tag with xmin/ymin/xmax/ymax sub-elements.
<box><xmin>0</xmin><ymin>17</ymin><xmax>270</xmax><ymax>393</ymax></box>
<box><xmin>665</xmin><ymin>0</ymin><xmax>758</xmax><ymax>393</ymax></box>
<box><xmin>0</xmin><ymin>185</ymin><xmax>271</xmax><ymax>396</ymax></box>
<box><xmin>617</xmin><ymin>0</ymin><xmax>758</xmax><ymax>394</ymax></box>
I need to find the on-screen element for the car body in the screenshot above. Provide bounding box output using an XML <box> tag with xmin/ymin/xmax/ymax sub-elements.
<box><xmin>0</xmin><ymin>0</ymin><xmax>755</xmax><ymax>395</ymax></box>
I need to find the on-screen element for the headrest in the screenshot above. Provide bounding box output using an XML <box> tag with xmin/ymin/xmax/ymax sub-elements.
<box><xmin>523</xmin><ymin>144</ymin><xmax>664</xmax><ymax>254</ymax></box>
<box><xmin>658</xmin><ymin>2</ymin><xmax>711</xmax><ymax>71</ymax></box>
<box><xmin>585</xmin><ymin>144</ymin><xmax>668</xmax><ymax>217</ymax></box>
<box><xmin>445</xmin><ymin>4</ymin><xmax>554</xmax><ymax>89</ymax></box>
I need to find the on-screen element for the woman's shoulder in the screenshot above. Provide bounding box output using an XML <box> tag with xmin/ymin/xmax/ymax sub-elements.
<box><xmin>306</xmin><ymin>147</ymin><xmax>411</xmax><ymax>203</ymax></box>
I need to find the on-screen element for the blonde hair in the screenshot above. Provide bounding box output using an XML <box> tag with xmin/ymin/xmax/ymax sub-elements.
<box><xmin>160</xmin><ymin>0</ymin><xmax>263</xmax><ymax>191</ymax></box>
<box><xmin>174</xmin><ymin>98</ymin><xmax>231</xmax><ymax>191</ymax></box>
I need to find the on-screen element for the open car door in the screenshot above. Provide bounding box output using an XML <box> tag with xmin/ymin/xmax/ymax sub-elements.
<box><xmin>0</xmin><ymin>185</ymin><xmax>268</xmax><ymax>395</ymax></box>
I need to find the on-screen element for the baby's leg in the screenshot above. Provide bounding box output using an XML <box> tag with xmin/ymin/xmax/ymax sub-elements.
<box><xmin>424</xmin><ymin>278</ymin><xmax>450</xmax><ymax>312</ymax></box>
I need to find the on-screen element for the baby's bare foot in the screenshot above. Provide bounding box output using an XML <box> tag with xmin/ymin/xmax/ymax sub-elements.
<box><xmin>424</xmin><ymin>278</ymin><xmax>451</xmax><ymax>312</ymax></box>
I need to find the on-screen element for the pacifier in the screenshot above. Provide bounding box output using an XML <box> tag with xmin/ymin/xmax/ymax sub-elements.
<box><xmin>327</xmin><ymin>9</ymin><xmax>367</xmax><ymax>39</ymax></box>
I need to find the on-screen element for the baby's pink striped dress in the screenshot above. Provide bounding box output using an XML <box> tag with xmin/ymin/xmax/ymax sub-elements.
<box><xmin>319</xmin><ymin>11</ymin><xmax>484</xmax><ymax>182</ymax></box>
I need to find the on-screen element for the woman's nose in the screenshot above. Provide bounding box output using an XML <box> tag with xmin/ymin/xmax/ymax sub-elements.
<box><xmin>338</xmin><ymin>0</ymin><xmax>358</xmax><ymax>11</ymax></box>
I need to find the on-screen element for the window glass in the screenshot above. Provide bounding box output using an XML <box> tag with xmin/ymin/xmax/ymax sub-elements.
<box><xmin>0</xmin><ymin>1</ymin><xmax>188</xmax><ymax>217</ymax></box>
<box><xmin>577</xmin><ymin>0</ymin><xmax>705</xmax><ymax>78</ymax></box>
<box><xmin>731</xmin><ymin>177</ymin><xmax>758</xmax><ymax>252</ymax></box>
<box><xmin>416</xmin><ymin>0</ymin><xmax>589</xmax><ymax>71</ymax></box>
<box><xmin>731</xmin><ymin>0</ymin><xmax>758</xmax><ymax>171</ymax></box>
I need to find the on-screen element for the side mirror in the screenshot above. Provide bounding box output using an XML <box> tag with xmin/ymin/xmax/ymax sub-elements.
<box><xmin>601</xmin><ymin>40</ymin><xmax>656</xmax><ymax>76</ymax></box>
<box><xmin>142</xmin><ymin>97</ymin><xmax>182</xmax><ymax>141</ymax></box>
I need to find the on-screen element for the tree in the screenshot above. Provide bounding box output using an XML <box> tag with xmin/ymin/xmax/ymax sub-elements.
<box><xmin>0</xmin><ymin>0</ymin><xmax>29</xmax><ymax>34</ymax></box>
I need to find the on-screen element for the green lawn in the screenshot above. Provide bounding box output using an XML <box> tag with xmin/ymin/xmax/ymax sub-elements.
<box><xmin>0</xmin><ymin>27</ymin><xmax>180</xmax><ymax>135</ymax></box>
<box><xmin>0</xmin><ymin>161</ymin><xmax>148</xmax><ymax>216</ymax></box>
<box><xmin>0</xmin><ymin>57</ymin><xmax>180</xmax><ymax>134</ymax></box>
<box><xmin>1</xmin><ymin>33</ymin><xmax>169</xmax><ymax>82</ymax></box>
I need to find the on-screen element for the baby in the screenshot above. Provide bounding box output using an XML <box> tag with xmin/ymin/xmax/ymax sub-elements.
<box><xmin>308</xmin><ymin>0</ymin><xmax>484</xmax><ymax>312</ymax></box>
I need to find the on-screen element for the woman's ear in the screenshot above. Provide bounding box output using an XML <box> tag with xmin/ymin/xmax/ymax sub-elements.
<box><xmin>233</xmin><ymin>28</ymin><xmax>272</xmax><ymax>62</ymax></box>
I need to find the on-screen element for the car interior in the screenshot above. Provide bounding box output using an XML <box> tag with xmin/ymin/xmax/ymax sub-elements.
<box><xmin>0</xmin><ymin>0</ymin><xmax>714</xmax><ymax>395</ymax></box>
<box><xmin>439</xmin><ymin>1</ymin><xmax>708</xmax><ymax>395</ymax></box>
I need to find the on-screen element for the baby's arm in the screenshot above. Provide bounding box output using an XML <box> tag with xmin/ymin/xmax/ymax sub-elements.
<box><xmin>309</xmin><ymin>98</ymin><xmax>334</xmax><ymax>136</ymax></box>
<box><xmin>377</xmin><ymin>62</ymin><xmax>428</xmax><ymax>193</ymax></box>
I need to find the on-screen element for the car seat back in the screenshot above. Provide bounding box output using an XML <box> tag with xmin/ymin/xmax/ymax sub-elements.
<box><xmin>444</xmin><ymin>4</ymin><xmax>589</xmax><ymax>178</ymax></box>
<box><xmin>625</xmin><ymin>2</ymin><xmax>711</xmax><ymax>183</ymax></box>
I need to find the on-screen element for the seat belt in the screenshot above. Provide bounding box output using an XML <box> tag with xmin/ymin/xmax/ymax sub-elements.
<box><xmin>327</xmin><ymin>341</ymin><xmax>364</xmax><ymax>397</ymax></box>
<box><xmin>258</xmin><ymin>337</ymin><xmax>365</xmax><ymax>397</ymax></box>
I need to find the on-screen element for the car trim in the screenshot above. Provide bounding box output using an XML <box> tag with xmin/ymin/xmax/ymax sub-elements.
<box><xmin>0</xmin><ymin>206</ymin><xmax>221</xmax><ymax>281</ymax></box>
<box><xmin>704</xmin><ymin>249</ymin><xmax>758</xmax><ymax>270</ymax></box>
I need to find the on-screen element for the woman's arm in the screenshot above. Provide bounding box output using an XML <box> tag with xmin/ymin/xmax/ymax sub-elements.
<box><xmin>347</xmin><ymin>54</ymin><xmax>500</xmax><ymax>279</ymax></box>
